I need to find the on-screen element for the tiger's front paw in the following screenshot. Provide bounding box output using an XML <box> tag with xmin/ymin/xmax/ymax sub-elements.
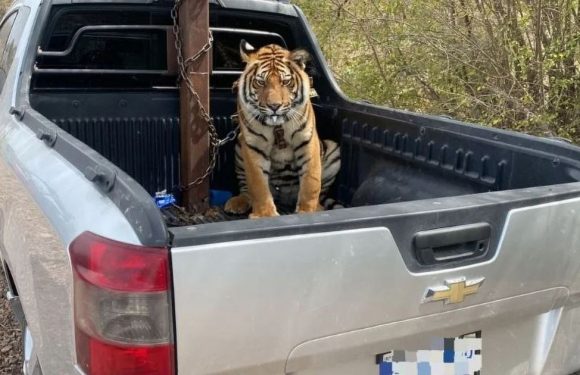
<box><xmin>249</xmin><ymin>204</ymin><xmax>279</xmax><ymax>219</ymax></box>
<box><xmin>296</xmin><ymin>200</ymin><xmax>321</xmax><ymax>214</ymax></box>
<box><xmin>224</xmin><ymin>195</ymin><xmax>251</xmax><ymax>214</ymax></box>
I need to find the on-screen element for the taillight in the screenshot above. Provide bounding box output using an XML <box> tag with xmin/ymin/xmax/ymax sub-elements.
<box><xmin>69</xmin><ymin>232</ymin><xmax>175</xmax><ymax>375</ymax></box>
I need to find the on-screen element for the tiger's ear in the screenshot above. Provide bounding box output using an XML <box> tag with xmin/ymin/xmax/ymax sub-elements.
<box><xmin>240</xmin><ymin>39</ymin><xmax>256</xmax><ymax>63</ymax></box>
<box><xmin>289</xmin><ymin>49</ymin><xmax>310</xmax><ymax>70</ymax></box>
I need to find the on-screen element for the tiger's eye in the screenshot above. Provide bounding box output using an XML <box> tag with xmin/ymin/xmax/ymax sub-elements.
<box><xmin>282</xmin><ymin>78</ymin><xmax>291</xmax><ymax>86</ymax></box>
<box><xmin>255</xmin><ymin>77</ymin><xmax>265</xmax><ymax>87</ymax></box>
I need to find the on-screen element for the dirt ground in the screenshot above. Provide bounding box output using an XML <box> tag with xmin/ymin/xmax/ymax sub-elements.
<box><xmin>0</xmin><ymin>268</ymin><xmax>22</xmax><ymax>375</ymax></box>
<box><xmin>1</xmin><ymin>1</ymin><xmax>10</xmax><ymax>15</ymax></box>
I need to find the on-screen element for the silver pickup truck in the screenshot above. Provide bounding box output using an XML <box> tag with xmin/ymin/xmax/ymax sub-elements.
<box><xmin>2</xmin><ymin>0</ymin><xmax>580</xmax><ymax>374</ymax></box>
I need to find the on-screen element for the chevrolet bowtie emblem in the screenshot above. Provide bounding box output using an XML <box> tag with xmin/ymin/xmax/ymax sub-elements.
<box><xmin>423</xmin><ymin>277</ymin><xmax>485</xmax><ymax>304</ymax></box>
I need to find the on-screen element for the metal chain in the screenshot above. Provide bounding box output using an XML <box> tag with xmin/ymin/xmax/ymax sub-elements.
<box><xmin>171</xmin><ymin>0</ymin><xmax>239</xmax><ymax>192</ymax></box>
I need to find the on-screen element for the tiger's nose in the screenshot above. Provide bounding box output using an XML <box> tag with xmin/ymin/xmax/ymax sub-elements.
<box><xmin>268</xmin><ymin>103</ymin><xmax>282</xmax><ymax>112</ymax></box>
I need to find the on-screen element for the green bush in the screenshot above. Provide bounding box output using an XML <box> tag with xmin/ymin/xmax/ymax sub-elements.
<box><xmin>295</xmin><ymin>0</ymin><xmax>579</xmax><ymax>143</ymax></box>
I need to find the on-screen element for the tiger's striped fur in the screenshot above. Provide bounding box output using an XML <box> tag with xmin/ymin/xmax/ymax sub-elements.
<box><xmin>224</xmin><ymin>41</ymin><xmax>341</xmax><ymax>218</ymax></box>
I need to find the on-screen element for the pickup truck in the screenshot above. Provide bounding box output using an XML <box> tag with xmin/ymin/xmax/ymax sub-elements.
<box><xmin>2</xmin><ymin>0</ymin><xmax>580</xmax><ymax>374</ymax></box>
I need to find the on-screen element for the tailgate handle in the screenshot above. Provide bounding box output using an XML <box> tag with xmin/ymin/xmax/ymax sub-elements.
<box><xmin>413</xmin><ymin>223</ymin><xmax>491</xmax><ymax>265</ymax></box>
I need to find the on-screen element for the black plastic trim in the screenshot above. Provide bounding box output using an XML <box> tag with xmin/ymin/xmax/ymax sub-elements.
<box><xmin>414</xmin><ymin>223</ymin><xmax>490</xmax><ymax>250</ymax></box>
<box><xmin>414</xmin><ymin>223</ymin><xmax>491</xmax><ymax>265</ymax></box>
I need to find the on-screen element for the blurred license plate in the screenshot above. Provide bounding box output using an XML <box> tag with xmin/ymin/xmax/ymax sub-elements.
<box><xmin>376</xmin><ymin>332</ymin><xmax>481</xmax><ymax>375</ymax></box>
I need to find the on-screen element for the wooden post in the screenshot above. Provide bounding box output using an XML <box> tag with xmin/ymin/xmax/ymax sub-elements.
<box><xmin>179</xmin><ymin>0</ymin><xmax>210</xmax><ymax>213</ymax></box>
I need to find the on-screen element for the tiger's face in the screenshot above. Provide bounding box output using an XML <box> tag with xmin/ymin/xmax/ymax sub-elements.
<box><xmin>238</xmin><ymin>40</ymin><xmax>311</xmax><ymax>126</ymax></box>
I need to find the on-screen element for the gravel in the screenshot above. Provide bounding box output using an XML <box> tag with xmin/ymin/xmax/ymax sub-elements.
<box><xmin>0</xmin><ymin>268</ymin><xmax>22</xmax><ymax>375</ymax></box>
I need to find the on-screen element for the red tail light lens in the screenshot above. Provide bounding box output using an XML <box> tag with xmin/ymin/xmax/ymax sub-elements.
<box><xmin>76</xmin><ymin>329</ymin><xmax>174</xmax><ymax>375</ymax></box>
<box><xmin>69</xmin><ymin>232</ymin><xmax>175</xmax><ymax>375</ymax></box>
<box><xmin>69</xmin><ymin>232</ymin><xmax>169</xmax><ymax>292</ymax></box>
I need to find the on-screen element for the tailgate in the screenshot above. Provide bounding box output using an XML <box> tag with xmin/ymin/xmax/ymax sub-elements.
<box><xmin>170</xmin><ymin>193</ymin><xmax>580</xmax><ymax>374</ymax></box>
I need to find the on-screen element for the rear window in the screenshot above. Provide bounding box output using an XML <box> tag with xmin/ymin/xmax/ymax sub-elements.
<box><xmin>33</xmin><ymin>5</ymin><xmax>289</xmax><ymax>90</ymax></box>
<box><xmin>39</xmin><ymin>29</ymin><xmax>169</xmax><ymax>71</ymax></box>
<box><xmin>34</xmin><ymin>6</ymin><xmax>175</xmax><ymax>90</ymax></box>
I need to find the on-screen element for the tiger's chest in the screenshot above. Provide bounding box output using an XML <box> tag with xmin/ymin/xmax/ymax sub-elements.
<box><xmin>269</xmin><ymin>122</ymin><xmax>311</xmax><ymax>165</ymax></box>
<box><xmin>242</xmin><ymin>118</ymin><xmax>314</xmax><ymax>206</ymax></box>
<box><xmin>268</xmin><ymin>124</ymin><xmax>307</xmax><ymax>206</ymax></box>
<box><xmin>243</xmin><ymin>120</ymin><xmax>311</xmax><ymax>163</ymax></box>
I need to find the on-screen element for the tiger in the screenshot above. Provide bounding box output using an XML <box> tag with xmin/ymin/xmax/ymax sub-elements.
<box><xmin>224</xmin><ymin>40</ymin><xmax>341</xmax><ymax>218</ymax></box>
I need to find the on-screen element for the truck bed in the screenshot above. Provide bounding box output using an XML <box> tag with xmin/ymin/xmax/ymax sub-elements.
<box><xmin>30</xmin><ymin>86</ymin><xmax>580</xmax><ymax>219</ymax></box>
<box><xmin>27</xmin><ymin>2</ymin><xmax>580</xmax><ymax>230</ymax></box>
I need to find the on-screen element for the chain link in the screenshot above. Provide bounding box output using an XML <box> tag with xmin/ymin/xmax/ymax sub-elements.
<box><xmin>171</xmin><ymin>0</ymin><xmax>239</xmax><ymax>192</ymax></box>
